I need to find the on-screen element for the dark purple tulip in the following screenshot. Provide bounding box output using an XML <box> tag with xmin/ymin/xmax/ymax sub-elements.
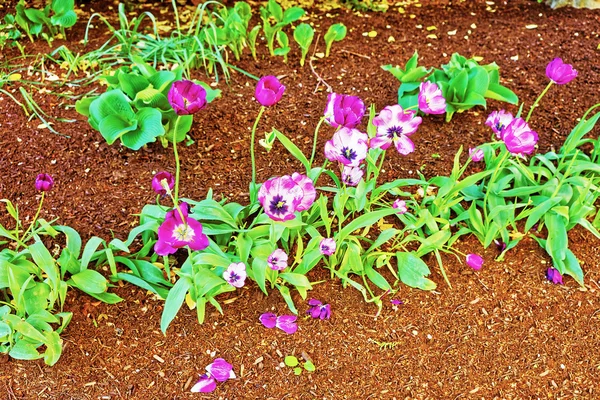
<box><xmin>255</xmin><ymin>75</ymin><xmax>285</xmax><ymax>107</ymax></box>
<box><xmin>152</xmin><ymin>171</ymin><xmax>175</xmax><ymax>196</ymax></box>
<box><xmin>323</xmin><ymin>93</ymin><xmax>366</xmax><ymax>128</ymax></box>
<box><xmin>466</xmin><ymin>254</ymin><xmax>484</xmax><ymax>271</ymax></box>
<box><xmin>35</xmin><ymin>173</ymin><xmax>54</xmax><ymax>192</ymax></box>
<box><xmin>259</xmin><ymin>312</ymin><xmax>278</xmax><ymax>329</ymax></box>
<box><xmin>168</xmin><ymin>80</ymin><xmax>207</xmax><ymax>115</ymax></box>
<box><xmin>307</xmin><ymin>299</ymin><xmax>331</xmax><ymax>320</ymax></box>
<box><xmin>546</xmin><ymin>58</ymin><xmax>577</xmax><ymax>85</ymax></box>
<box><xmin>546</xmin><ymin>267</ymin><xmax>563</xmax><ymax>284</ymax></box>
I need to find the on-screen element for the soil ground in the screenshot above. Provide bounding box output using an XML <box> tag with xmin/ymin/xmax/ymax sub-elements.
<box><xmin>1</xmin><ymin>0</ymin><xmax>600</xmax><ymax>399</ymax></box>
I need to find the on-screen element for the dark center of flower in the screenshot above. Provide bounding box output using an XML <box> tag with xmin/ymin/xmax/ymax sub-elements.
<box><xmin>229</xmin><ymin>272</ymin><xmax>240</xmax><ymax>282</ymax></box>
<box><xmin>341</xmin><ymin>146</ymin><xmax>357</xmax><ymax>161</ymax></box>
<box><xmin>387</xmin><ymin>126</ymin><xmax>403</xmax><ymax>139</ymax></box>
<box><xmin>269</xmin><ymin>195</ymin><xmax>288</xmax><ymax>215</ymax></box>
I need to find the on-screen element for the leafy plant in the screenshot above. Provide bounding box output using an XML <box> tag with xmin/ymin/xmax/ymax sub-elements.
<box><xmin>284</xmin><ymin>354</ymin><xmax>315</xmax><ymax>375</ymax></box>
<box><xmin>12</xmin><ymin>0</ymin><xmax>77</xmax><ymax>44</ymax></box>
<box><xmin>260</xmin><ymin>0</ymin><xmax>305</xmax><ymax>57</ymax></box>
<box><xmin>323</xmin><ymin>23</ymin><xmax>347</xmax><ymax>57</ymax></box>
<box><xmin>293</xmin><ymin>23</ymin><xmax>314</xmax><ymax>67</ymax></box>
<box><xmin>383</xmin><ymin>51</ymin><xmax>519</xmax><ymax>121</ymax></box>
<box><xmin>75</xmin><ymin>57</ymin><xmax>220</xmax><ymax>150</ymax></box>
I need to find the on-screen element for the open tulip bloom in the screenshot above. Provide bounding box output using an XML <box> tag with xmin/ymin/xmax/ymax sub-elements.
<box><xmin>255</xmin><ymin>75</ymin><xmax>286</xmax><ymax>107</ymax></box>
<box><xmin>502</xmin><ymin>117</ymin><xmax>538</xmax><ymax>156</ymax></box>
<box><xmin>393</xmin><ymin>199</ymin><xmax>408</xmax><ymax>214</ymax></box>
<box><xmin>323</xmin><ymin>93</ymin><xmax>366</xmax><ymax>128</ymax></box>
<box><xmin>324</xmin><ymin>127</ymin><xmax>369</xmax><ymax>167</ymax></box>
<box><xmin>319</xmin><ymin>238</ymin><xmax>336</xmax><ymax>256</ymax></box>
<box><xmin>341</xmin><ymin>165</ymin><xmax>364</xmax><ymax>186</ymax></box>
<box><xmin>258</xmin><ymin>174</ymin><xmax>316</xmax><ymax>221</ymax></box>
<box><xmin>154</xmin><ymin>202</ymin><xmax>209</xmax><ymax>256</ymax></box>
<box><xmin>168</xmin><ymin>80</ymin><xmax>207</xmax><ymax>115</ymax></box>
<box><xmin>418</xmin><ymin>82</ymin><xmax>447</xmax><ymax>115</ymax></box>
<box><xmin>485</xmin><ymin>110</ymin><xmax>514</xmax><ymax>140</ymax></box>
<box><xmin>267</xmin><ymin>249</ymin><xmax>288</xmax><ymax>271</ymax></box>
<box><xmin>191</xmin><ymin>358</ymin><xmax>236</xmax><ymax>393</ymax></box>
<box><xmin>370</xmin><ymin>105</ymin><xmax>422</xmax><ymax>155</ymax></box>
<box><xmin>223</xmin><ymin>262</ymin><xmax>247</xmax><ymax>288</ymax></box>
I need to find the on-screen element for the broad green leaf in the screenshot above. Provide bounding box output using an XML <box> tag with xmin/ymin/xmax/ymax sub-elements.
<box><xmin>9</xmin><ymin>340</ymin><xmax>42</xmax><ymax>361</ymax></box>
<box><xmin>281</xmin><ymin>7</ymin><xmax>305</xmax><ymax>25</ymax></box>
<box><xmin>273</xmin><ymin>129</ymin><xmax>310</xmax><ymax>172</ymax></box>
<box><xmin>365</xmin><ymin>265</ymin><xmax>391</xmax><ymax>291</ymax></box>
<box><xmin>42</xmin><ymin>330</ymin><xmax>63</xmax><ymax>366</ymax></box>
<box><xmin>324</xmin><ymin>23</ymin><xmax>346</xmax><ymax>57</ymax></box>
<box><xmin>396</xmin><ymin>252</ymin><xmax>436</xmax><ymax>290</ymax></box>
<box><xmin>89</xmin><ymin>90</ymin><xmax>135</xmax><ymax>129</ymax></box>
<box><xmin>304</xmin><ymin>360</ymin><xmax>315</xmax><ymax>372</ymax></box>
<box><xmin>285</xmin><ymin>355</ymin><xmax>299</xmax><ymax>367</ymax></box>
<box><xmin>119</xmin><ymin>108</ymin><xmax>165</xmax><ymax>150</ymax></box>
<box><xmin>160</xmin><ymin>276</ymin><xmax>191</xmax><ymax>333</ymax></box>
<box><xmin>68</xmin><ymin>269</ymin><xmax>108</xmax><ymax>294</ymax></box>
<box><xmin>562</xmin><ymin>248</ymin><xmax>584</xmax><ymax>286</ymax></box>
<box><xmin>485</xmin><ymin>83</ymin><xmax>518</xmax><ymax>104</ymax></box>
<box><xmin>79</xmin><ymin>236</ymin><xmax>105</xmax><ymax>271</ymax></box>
<box><xmin>279</xmin><ymin>272</ymin><xmax>312</xmax><ymax>289</ymax></box>
<box><xmin>277</xmin><ymin>284</ymin><xmax>298</xmax><ymax>314</ymax></box>
<box><xmin>98</xmin><ymin>115</ymin><xmax>137</xmax><ymax>145</ymax></box>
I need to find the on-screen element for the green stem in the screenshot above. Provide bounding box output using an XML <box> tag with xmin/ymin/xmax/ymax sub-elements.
<box><xmin>250</xmin><ymin>106</ymin><xmax>266</xmax><ymax>186</ymax></box>
<box><xmin>309</xmin><ymin>117</ymin><xmax>327</xmax><ymax>168</ymax></box>
<box><xmin>526</xmin><ymin>81</ymin><xmax>553</xmax><ymax>123</ymax></box>
<box><xmin>18</xmin><ymin>192</ymin><xmax>45</xmax><ymax>248</ymax></box>
<box><xmin>482</xmin><ymin>149</ymin><xmax>510</xmax><ymax>221</ymax></box>
<box><xmin>173</xmin><ymin>116</ymin><xmax>181</xmax><ymax>202</ymax></box>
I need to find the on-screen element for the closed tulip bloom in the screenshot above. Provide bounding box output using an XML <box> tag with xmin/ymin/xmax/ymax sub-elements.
<box><xmin>168</xmin><ymin>80</ymin><xmax>207</xmax><ymax>115</ymax></box>
<box><xmin>255</xmin><ymin>75</ymin><xmax>285</xmax><ymax>106</ymax></box>
<box><xmin>393</xmin><ymin>199</ymin><xmax>408</xmax><ymax>214</ymax></box>
<box><xmin>152</xmin><ymin>171</ymin><xmax>175</xmax><ymax>195</ymax></box>
<box><xmin>324</xmin><ymin>93</ymin><xmax>366</xmax><ymax>128</ymax></box>
<box><xmin>35</xmin><ymin>173</ymin><xmax>54</xmax><ymax>192</ymax></box>
<box><xmin>469</xmin><ymin>147</ymin><xmax>484</xmax><ymax>162</ymax></box>
<box><xmin>466</xmin><ymin>253</ymin><xmax>484</xmax><ymax>270</ymax></box>
<box><xmin>546</xmin><ymin>58</ymin><xmax>577</xmax><ymax>85</ymax></box>
<box><xmin>502</xmin><ymin>118</ymin><xmax>538</xmax><ymax>156</ymax></box>
<box><xmin>341</xmin><ymin>165</ymin><xmax>364</xmax><ymax>186</ymax></box>
<box><xmin>418</xmin><ymin>82</ymin><xmax>446</xmax><ymax>115</ymax></box>
<box><xmin>319</xmin><ymin>238</ymin><xmax>336</xmax><ymax>256</ymax></box>
<box><xmin>546</xmin><ymin>267</ymin><xmax>563</xmax><ymax>284</ymax></box>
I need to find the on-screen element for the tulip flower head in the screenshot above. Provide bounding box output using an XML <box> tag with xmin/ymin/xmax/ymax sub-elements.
<box><xmin>502</xmin><ymin>117</ymin><xmax>538</xmax><ymax>156</ymax></box>
<box><xmin>154</xmin><ymin>203</ymin><xmax>209</xmax><ymax>256</ymax></box>
<box><xmin>469</xmin><ymin>147</ymin><xmax>484</xmax><ymax>162</ymax></box>
<box><xmin>466</xmin><ymin>253</ymin><xmax>484</xmax><ymax>271</ymax></box>
<box><xmin>168</xmin><ymin>80</ymin><xmax>207</xmax><ymax>115</ymax></box>
<box><xmin>258</xmin><ymin>174</ymin><xmax>315</xmax><ymax>221</ymax></box>
<box><xmin>152</xmin><ymin>171</ymin><xmax>175</xmax><ymax>196</ymax></box>
<box><xmin>307</xmin><ymin>299</ymin><xmax>331</xmax><ymax>320</ymax></box>
<box><xmin>323</xmin><ymin>93</ymin><xmax>366</xmax><ymax>128</ymax></box>
<box><xmin>546</xmin><ymin>58</ymin><xmax>578</xmax><ymax>85</ymax></box>
<box><xmin>191</xmin><ymin>358</ymin><xmax>236</xmax><ymax>393</ymax></box>
<box><xmin>223</xmin><ymin>262</ymin><xmax>247</xmax><ymax>288</ymax></box>
<box><xmin>546</xmin><ymin>267</ymin><xmax>563</xmax><ymax>284</ymax></box>
<box><xmin>393</xmin><ymin>199</ymin><xmax>408</xmax><ymax>214</ymax></box>
<box><xmin>267</xmin><ymin>249</ymin><xmax>288</xmax><ymax>271</ymax></box>
<box><xmin>341</xmin><ymin>165</ymin><xmax>364</xmax><ymax>186</ymax></box>
<box><xmin>485</xmin><ymin>110</ymin><xmax>514</xmax><ymax>140</ymax></box>
<box><xmin>418</xmin><ymin>82</ymin><xmax>446</xmax><ymax>115</ymax></box>
<box><xmin>259</xmin><ymin>312</ymin><xmax>298</xmax><ymax>334</ymax></box>
<box><xmin>370</xmin><ymin>105</ymin><xmax>422</xmax><ymax>155</ymax></box>
<box><xmin>35</xmin><ymin>173</ymin><xmax>54</xmax><ymax>192</ymax></box>
<box><xmin>324</xmin><ymin>127</ymin><xmax>369</xmax><ymax>167</ymax></box>
<box><xmin>255</xmin><ymin>75</ymin><xmax>285</xmax><ymax>106</ymax></box>
<box><xmin>319</xmin><ymin>238</ymin><xmax>336</xmax><ymax>256</ymax></box>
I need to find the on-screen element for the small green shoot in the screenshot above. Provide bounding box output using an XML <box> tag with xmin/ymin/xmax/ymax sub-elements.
<box><xmin>324</xmin><ymin>23</ymin><xmax>347</xmax><ymax>57</ymax></box>
<box><xmin>293</xmin><ymin>23</ymin><xmax>314</xmax><ymax>66</ymax></box>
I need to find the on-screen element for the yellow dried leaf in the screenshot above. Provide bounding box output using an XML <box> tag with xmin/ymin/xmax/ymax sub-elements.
<box><xmin>426</xmin><ymin>34</ymin><xmax>437</xmax><ymax>40</ymax></box>
<box><xmin>426</xmin><ymin>26</ymin><xmax>437</xmax><ymax>31</ymax></box>
<box><xmin>377</xmin><ymin>218</ymin><xmax>394</xmax><ymax>231</ymax></box>
<box><xmin>315</xmin><ymin>52</ymin><xmax>325</xmax><ymax>58</ymax></box>
<box><xmin>473</xmin><ymin>56</ymin><xmax>484</xmax><ymax>62</ymax></box>
<box><xmin>447</xmin><ymin>29</ymin><xmax>457</xmax><ymax>35</ymax></box>
<box><xmin>185</xmin><ymin>293</ymin><xmax>197</xmax><ymax>310</ymax></box>
<box><xmin>8</xmin><ymin>73</ymin><xmax>21</xmax><ymax>81</ymax></box>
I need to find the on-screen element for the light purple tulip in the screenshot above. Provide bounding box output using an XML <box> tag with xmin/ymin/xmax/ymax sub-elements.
<box><xmin>393</xmin><ymin>199</ymin><xmax>407</xmax><ymax>214</ymax></box>
<box><xmin>35</xmin><ymin>173</ymin><xmax>54</xmax><ymax>192</ymax></box>
<box><xmin>168</xmin><ymin>80</ymin><xmax>207</xmax><ymax>115</ymax></box>
<box><xmin>469</xmin><ymin>147</ymin><xmax>484</xmax><ymax>162</ymax></box>
<box><xmin>151</xmin><ymin>171</ymin><xmax>174</xmax><ymax>196</ymax></box>
<box><xmin>485</xmin><ymin>110</ymin><xmax>514</xmax><ymax>140</ymax></box>
<box><xmin>323</xmin><ymin>93</ymin><xmax>366</xmax><ymax>128</ymax></box>
<box><xmin>267</xmin><ymin>249</ymin><xmax>288</xmax><ymax>271</ymax></box>
<box><xmin>275</xmin><ymin>315</ymin><xmax>298</xmax><ymax>334</ymax></box>
<box><xmin>206</xmin><ymin>358</ymin><xmax>236</xmax><ymax>382</ymax></box>
<box><xmin>258</xmin><ymin>176</ymin><xmax>302</xmax><ymax>221</ymax></box>
<box><xmin>255</xmin><ymin>75</ymin><xmax>285</xmax><ymax>106</ymax></box>
<box><xmin>290</xmin><ymin>173</ymin><xmax>316</xmax><ymax>212</ymax></box>
<box><xmin>546</xmin><ymin>58</ymin><xmax>577</xmax><ymax>85</ymax></box>
<box><xmin>259</xmin><ymin>312</ymin><xmax>278</xmax><ymax>329</ymax></box>
<box><xmin>319</xmin><ymin>238</ymin><xmax>336</xmax><ymax>256</ymax></box>
<box><xmin>466</xmin><ymin>253</ymin><xmax>484</xmax><ymax>271</ymax></box>
<box><xmin>190</xmin><ymin>373</ymin><xmax>217</xmax><ymax>393</ymax></box>
<box><xmin>223</xmin><ymin>262</ymin><xmax>247</xmax><ymax>288</ymax></box>
<box><xmin>324</xmin><ymin>127</ymin><xmax>369</xmax><ymax>167</ymax></box>
<box><xmin>341</xmin><ymin>165</ymin><xmax>364</xmax><ymax>186</ymax></box>
<box><xmin>502</xmin><ymin>117</ymin><xmax>538</xmax><ymax>156</ymax></box>
<box><xmin>370</xmin><ymin>105</ymin><xmax>422</xmax><ymax>155</ymax></box>
<box><xmin>154</xmin><ymin>202</ymin><xmax>209</xmax><ymax>256</ymax></box>
<box><xmin>418</xmin><ymin>82</ymin><xmax>446</xmax><ymax>115</ymax></box>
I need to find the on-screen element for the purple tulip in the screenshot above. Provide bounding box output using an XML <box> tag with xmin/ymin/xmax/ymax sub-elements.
<box><xmin>502</xmin><ymin>117</ymin><xmax>538</xmax><ymax>156</ymax></box>
<box><xmin>324</xmin><ymin>127</ymin><xmax>369</xmax><ymax>167</ymax></box>
<box><xmin>323</xmin><ymin>93</ymin><xmax>366</xmax><ymax>128</ymax></box>
<box><xmin>341</xmin><ymin>165</ymin><xmax>364</xmax><ymax>186</ymax></box>
<box><xmin>307</xmin><ymin>299</ymin><xmax>331</xmax><ymax>320</ymax></box>
<box><xmin>154</xmin><ymin>202</ymin><xmax>209</xmax><ymax>256</ymax></box>
<box><xmin>151</xmin><ymin>171</ymin><xmax>175</xmax><ymax>196</ymax></box>
<box><xmin>370</xmin><ymin>105</ymin><xmax>422</xmax><ymax>155</ymax></box>
<box><xmin>546</xmin><ymin>58</ymin><xmax>578</xmax><ymax>85</ymax></box>
<box><xmin>469</xmin><ymin>147</ymin><xmax>484</xmax><ymax>162</ymax></box>
<box><xmin>267</xmin><ymin>249</ymin><xmax>288</xmax><ymax>271</ymax></box>
<box><xmin>35</xmin><ymin>173</ymin><xmax>54</xmax><ymax>192</ymax></box>
<box><xmin>259</xmin><ymin>312</ymin><xmax>278</xmax><ymax>329</ymax></box>
<box><xmin>258</xmin><ymin>175</ymin><xmax>302</xmax><ymax>221</ymax></box>
<box><xmin>255</xmin><ymin>75</ymin><xmax>285</xmax><ymax>106</ymax></box>
<box><xmin>223</xmin><ymin>262</ymin><xmax>247</xmax><ymax>288</ymax></box>
<box><xmin>290</xmin><ymin>173</ymin><xmax>316</xmax><ymax>212</ymax></box>
<box><xmin>390</xmin><ymin>299</ymin><xmax>403</xmax><ymax>305</ymax></box>
<box><xmin>466</xmin><ymin>253</ymin><xmax>484</xmax><ymax>271</ymax></box>
<box><xmin>546</xmin><ymin>267</ymin><xmax>563</xmax><ymax>284</ymax></box>
<box><xmin>275</xmin><ymin>315</ymin><xmax>298</xmax><ymax>334</ymax></box>
<box><xmin>319</xmin><ymin>238</ymin><xmax>336</xmax><ymax>256</ymax></box>
<box><xmin>190</xmin><ymin>373</ymin><xmax>216</xmax><ymax>393</ymax></box>
<box><xmin>418</xmin><ymin>82</ymin><xmax>446</xmax><ymax>115</ymax></box>
<box><xmin>485</xmin><ymin>110</ymin><xmax>514</xmax><ymax>140</ymax></box>
<box><xmin>393</xmin><ymin>199</ymin><xmax>408</xmax><ymax>214</ymax></box>
<box><xmin>206</xmin><ymin>358</ymin><xmax>236</xmax><ymax>382</ymax></box>
<box><xmin>168</xmin><ymin>80</ymin><xmax>207</xmax><ymax>115</ymax></box>
<box><xmin>494</xmin><ymin>239</ymin><xmax>507</xmax><ymax>253</ymax></box>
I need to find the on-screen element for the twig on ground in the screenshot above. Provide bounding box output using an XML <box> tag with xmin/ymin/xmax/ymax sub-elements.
<box><xmin>308</xmin><ymin>34</ymin><xmax>332</xmax><ymax>93</ymax></box>
<box><xmin>341</xmin><ymin>49</ymin><xmax>371</xmax><ymax>59</ymax></box>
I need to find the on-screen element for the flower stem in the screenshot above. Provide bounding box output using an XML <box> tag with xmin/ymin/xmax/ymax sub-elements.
<box><xmin>18</xmin><ymin>192</ymin><xmax>45</xmax><ymax>248</ymax></box>
<box><xmin>309</xmin><ymin>117</ymin><xmax>327</xmax><ymax>168</ymax></box>
<box><xmin>526</xmin><ymin>81</ymin><xmax>553</xmax><ymax>123</ymax></box>
<box><xmin>173</xmin><ymin>116</ymin><xmax>181</xmax><ymax>202</ymax></box>
<box><xmin>250</xmin><ymin>106</ymin><xmax>266</xmax><ymax>186</ymax></box>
